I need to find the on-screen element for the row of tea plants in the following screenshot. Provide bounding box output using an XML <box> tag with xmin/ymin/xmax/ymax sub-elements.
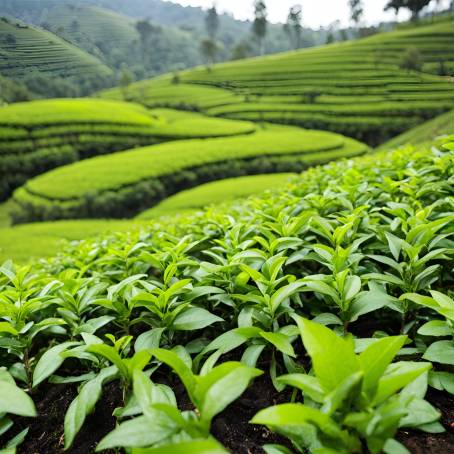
<box><xmin>0</xmin><ymin>137</ymin><xmax>453</xmax><ymax>453</ymax></box>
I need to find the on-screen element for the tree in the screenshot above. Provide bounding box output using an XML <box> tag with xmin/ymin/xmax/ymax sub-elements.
<box><xmin>284</xmin><ymin>4</ymin><xmax>303</xmax><ymax>49</ymax></box>
<box><xmin>135</xmin><ymin>20</ymin><xmax>154</xmax><ymax>54</ymax></box>
<box><xmin>200</xmin><ymin>39</ymin><xmax>219</xmax><ymax>69</ymax></box>
<box><xmin>205</xmin><ymin>4</ymin><xmax>219</xmax><ymax>40</ymax></box>
<box><xmin>252</xmin><ymin>0</ymin><xmax>267</xmax><ymax>55</ymax></box>
<box><xmin>348</xmin><ymin>0</ymin><xmax>364</xmax><ymax>26</ymax></box>
<box><xmin>384</xmin><ymin>0</ymin><xmax>433</xmax><ymax>20</ymax></box>
<box><xmin>119</xmin><ymin>66</ymin><xmax>134</xmax><ymax>100</ymax></box>
<box><xmin>201</xmin><ymin>4</ymin><xmax>220</xmax><ymax>65</ymax></box>
<box><xmin>384</xmin><ymin>0</ymin><xmax>403</xmax><ymax>16</ymax></box>
<box><xmin>399</xmin><ymin>47</ymin><xmax>423</xmax><ymax>72</ymax></box>
<box><xmin>231</xmin><ymin>41</ymin><xmax>252</xmax><ymax>60</ymax></box>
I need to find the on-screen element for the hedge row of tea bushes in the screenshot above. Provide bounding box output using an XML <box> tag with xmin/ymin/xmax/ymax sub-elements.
<box><xmin>379</xmin><ymin>108</ymin><xmax>454</xmax><ymax>150</ymax></box>
<box><xmin>0</xmin><ymin>138</ymin><xmax>453</xmax><ymax>453</ymax></box>
<box><xmin>0</xmin><ymin>174</ymin><xmax>293</xmax><ymax>263</ymax></box>
<box><xmin>102</xmin><ymin>18</ymin><xmax>454</xmax><ymax>145</ymax></box>
<box><xmin>0</xmin><ymin>17</ymin><xmax>112</xmax><ymax>80</ymax></box>
<box><xmin>137</xmin><ymin>173</ymin><xmax>295</xmax><ymax>219</ymax></box>
<box><xmin>11</xmin><ymin>125</ymin><xmax>368</xmax><ymax>223</ymax></box>
<box><xmin>0</xmin><ymin>99</ymin><xmax>256</xmax><ymax>200</ymax></box>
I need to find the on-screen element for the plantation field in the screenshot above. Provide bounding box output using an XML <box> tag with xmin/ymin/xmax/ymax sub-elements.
<box><xmin>138</xmin><ymin>173</ymin><xmax>295</xmax><ymax>219</ymax></box>
<box><xmin>0</xmin><ymin>174</ymin><xmax>295</xmax><ymax>263</ymax></box>
<box><xmin>102</xmin><ymin>17</ymin><xmax>454</xmax><ymax>145</ymax></box>
<box><xmin>0</xmin><ymin>99</ymin><xmax>255</xmax><ymax>200</ymax></box>
<box><xmin>379</xmin><ymin>108</ymin><xmax>454</xmax><ymax>150</ymax></box>
<box><xmin>0</xmin><ymin>219</ymin><xmax>146</xmax><ymax>264</ymax></box>
<box><xmin>11</xmin><ymin>125</ymin><xmax>368</xmax><ymax>222</ymax></box>
<box><xmin>0</xmin><ymin>17</ymin><xmax>112</xmax><ymax>80</ymax></box>
<box><xmin>1</xmin><ymin>137</ymin><xmax>453</xmax><ymax>453</ymax></box>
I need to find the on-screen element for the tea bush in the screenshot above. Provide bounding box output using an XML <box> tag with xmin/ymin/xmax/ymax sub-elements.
<box><xmin>11</xmin><ymin>125</ymin><xmax>367</xmax><ymax>223</ymax></box>
<box><xmin>0</xmin><ymin>137</ymin><xmax>452</xmax><ymax>452</ymax></box>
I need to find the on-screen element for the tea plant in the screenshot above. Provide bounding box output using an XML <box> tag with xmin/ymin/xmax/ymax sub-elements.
<box><xmin>252</xmin><ymin>317</ymin><xmax>441</xmax><ymax>454</ymax></box>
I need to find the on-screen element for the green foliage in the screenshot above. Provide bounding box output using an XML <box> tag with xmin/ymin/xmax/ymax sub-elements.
<box><xmin>12</xmin><ymin>125</ymin><xmax>366</xmax><ymax>222</ymax></box>
<box><xmin>102</xmin><ymin>17</ymin><xmax>454</xmax><ymax>146</ymax></box>
<box><xmin>0</xmin><ymin>139</ymin><xmax>452</xmax><ymax>451</ymax></box>
<box><xmin>252</xmin><ymin>318</ymin><xmax>439</xmax><ymax>453</ymax></box>
<box><xmin>399</xmin><ymin>47</ymin><xmax>423</xmax><ymax>72</ymax></box>
<box><xmin>96</xmin><ymin>352</ymin><xmax>261</xmax><ymax>450</ymax></box>
<box><xmin>0</xmin><ymin>99</ymin><xmax>255</xmax><ymax>200</ymax></box>
<box><xmin>0</xmin><ymin>16</ymin><xmax>112</xmax><ymax>87</ymax></box>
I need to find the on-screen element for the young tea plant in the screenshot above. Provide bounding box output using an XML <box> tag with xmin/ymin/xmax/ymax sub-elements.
<box><xmin>251</xmin><ymin>317</ymin><xmax>441</xmax><ymax>454</ymax></box>
<box><xmin>96</xmin><ymin>348</ymin><xmax>262</xmax><ymax>451</ymax></box>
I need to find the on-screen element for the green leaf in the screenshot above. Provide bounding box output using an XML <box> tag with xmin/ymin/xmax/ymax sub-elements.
<box><xmin>260</xmin><ymin>332</ymin><xmax>295</xmax><ymax>357</ymax></box>
<box><xmin>295</xmin><ymin>316</ymin><xmax>359</xmax><ymax>392</ymax></box>
<box><xmin>64</xmin><ymin>366</ymin><xmax>117</xmax><ymax>449</ymax></box>
<box><xmin>96</xmin><ymin>411</ymin><xmax>179</xmax><ymax>450</ymax></box>
<box><xmin>151</xmin><ymin>348</ymin><xmax>197</xmax><ymax>401</ymax></box>
<box><xmin>270</xmin><ymin>281</ymin><xmax>305</xmax><ymax>314</ymax></box>
<box><xmin>251</xmin><ymin>403</ymin><xmax>346</xmax><ymax>442</ymax></box>
<box><xmin>430</xmin><ymin>371</ymin><xmax>454</xmax><ymax>395</ymax></box>
<box><xmin>418</xmin><ymin>320</ymin><xmax>452</xmax><ymax>337</ymax></box>
<box><xmin>383</xmin><ymin>439</ymin><xmax>410</xmax><ymax>454</ymax></box>
<box><xmin>131</xmin><ymin>438</ymin><xmax>228</xmax><ymax>453</ymax></box>
<box><xmin>0</xmin><ymin>322</ymin><xmax>18</xmax><ymax>336</ymax></box>
<box><xmin>277</xmin><ymin>374</ymin><xmax>324</xmax><ymax>402</ymax></box>
<box><xmin>33</xmin><ymin>341</ymin><xmax>79</xmax><ymax>387</ymax></box>
<box><xmin>422</xmin><ymin>340</ymin><xmax>454</xmax><ymax>365</ymax></box>
<box><xmin>399</xmin><ymin>397</ymin><xmax>441</xmax><ymax>429</ymax></box>
<box><xmin>87</xmin><ymin>344</ymin><xmax>129</xmax><ymax>379</ymax></box>
<box><xmin>322</xmin><ymin>371</ymin><xmax>363</xmax><ymax>415</ymax></box>
<box><xmin>135</xmin><ymin>328</ymin><xmax>165</xmax><ymax>352</ymax></box>
<box><xmin>172</xmin><ymin>307</ymin><xmax>223</xmax><ymax>331</ymax></box>
<box><xmin>195</xmin><ymin>362</ymin><xmax>263</xmax><ymax>425</ymax></box>
<box><xmin>374</xmin><ymin>362</ymin><xmax>431</xmax><ymax>405</ymax></box>
<box><xmin>263</xmin><ymin>444</ymin><xmax>295</xmax><ymax>454</ymax></box>
<box><xmin>0</xmin><ymin>380</ymin><xmax>36</xmax><ymax>417</ymax></box>
<box><xmin>359</xmin><ymin>335</ymin><xmax>407</xmax><ymax>399</ymax></box>
<box><xmin>349</xmin><ymin>287</ymin><xmax>394</xmax><ymax>322</ymax></box>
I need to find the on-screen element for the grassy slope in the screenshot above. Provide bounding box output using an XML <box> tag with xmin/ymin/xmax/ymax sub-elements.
<box><xmin>0</xmin><ymin>220</ymin><xmax>146</xmax><ymax>264</ymax></box>
<box><xmin>0</xmin><ymin>17</ymin><xmax>112</xmax><ymax>80</ymax></box>
<box><xmin>0</xmin><ymin>100</ymin><xmax>255</xmax><ymax>201</ymax></box>
<box><xmin>101</xmin><ymin>18</ymin><xmax>454</xmax><ymax>145</ymax></box>
<box><xmin>378</xmin><ymin>109</ymin><xmax>454</xmax><ymax>150</ymax></box>
<box><xmin>0</xmin><ymin>174</ymin><xmax>294</xmax><ymax>263</ymax></box>
<box><xmin>12</xmin><ymin>124</ymin><xmax>367</xmax><ymax>221</ymax></box>
<box><xmin>17</xmin><ymin>125</ymin><xmax>364</xmax><ymax>199</ymax></box>
<box><xmin>40</xmin><ymin>4</ymin><xmax>202</xmax><ymax>72</ymax></box>
<box><xmin>138</xmin><ymin>173</ymin><xmax>296</xmax><ymax>219</ymax></box>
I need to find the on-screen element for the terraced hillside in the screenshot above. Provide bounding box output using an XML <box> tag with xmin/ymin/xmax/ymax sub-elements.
<box><xmin>0</xmin><ymin>99</ymin><xmax>255</xmax><ymax>200</ymax></box>
<box><xmin>102</xmin><ymin>17</ymin><xmax>454</xmax><ymax>145</ymax></box>
<box><xmin>137</xmin><ymin>173</ymin><xmax>296</xmax><ymax>219</ymax></box>
<box><xmin>0</xmin><ymin>17</ymin><xmax>112</xmax><ymax>82</ymax></box>
<box><xmin>379</xmin><ymin>108</ymin><xmax>454</xmax><ymax>149</ymax></box>
<box><xmin>11</xmin><ymin>125</ymin><xmax>368</xmax><ymax>223</ymax></box>
<box><xmin>37</xmin><ymin>4</ymin><xmax>202</xmax><ymax>74</ymax></box>
<box><xmin>0</xmin><ymin>174</ymin><xmax>295</xmax><ymax>263</ymax></box>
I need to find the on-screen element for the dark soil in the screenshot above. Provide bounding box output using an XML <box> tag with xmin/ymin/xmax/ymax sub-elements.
<box><xmin>2</xmin><ymin>370</ymin><xmax>453</xmax><ymax>453</ymax></box>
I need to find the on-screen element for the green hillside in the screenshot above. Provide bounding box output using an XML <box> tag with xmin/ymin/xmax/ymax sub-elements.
<box><xmin>0</xmin><ymin>219</ymin><xmax>146</xmax><ymax>263</ymax></box>
<box><xmin>39</xmin><ymin>4</ymin><xmax>202</xmax><ymax>75</ymax></box>
<box><xmin>138</xmin><ymin>173</ymin><xmax>295</xmax><ymax>219</ymax></box>
<box><xmin>11</xmin><ymin>125</ymin><xmax>368</xmax><ymax>222</ymax></box>
<box><xmin>0</xmin><ymin>16</ymin><xmax>112</xmax><ymax>82</ymax></box>
<box><xmin>0</xmin><ymin>173</ymin><xmax>293</xmax><ymax>262</ymax></box>
<box><xmin>0</xmin><ymin>99</ymin><xmax>254</xmax><ymax>200</ymax></box>
<box><xmin>102</xmin><ymin>17</ymin><xmax>454</xmax><ymax>146</ymax></box>
<box><xmin>379</xmin><ymin>108</ymin><xmax>454</xmax><ymax>150</ymax></box>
